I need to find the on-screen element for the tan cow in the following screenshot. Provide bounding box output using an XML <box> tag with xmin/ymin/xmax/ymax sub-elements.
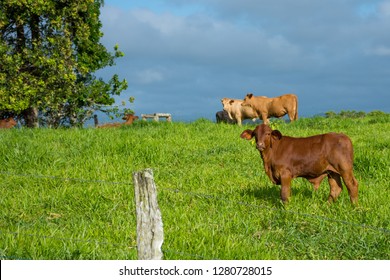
<box><xmin>0</xmin><ymin>117</ymin><xmax>17</xmax><ymax>129</ymax></box>
<box><xmin>221</xmin><ymin>98</ymin><xmax>259</xmax><ymax>126</ymax></box>
<box><xmin>241</xmin><ymin>93</ymin><xmax>298</xmax><ymax>125</ymax></box>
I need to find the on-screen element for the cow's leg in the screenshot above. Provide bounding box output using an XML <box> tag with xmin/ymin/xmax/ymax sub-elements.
<box><xmin>287</xmin><ymin>111</ymin><xmax>294</xmax><ymax>122</ymax></box>
<box><xmin>288</xmin><ymin>108</ymin><xmax>298</xmax><ymax>122</ymax></box>
<box><xmin>216</xmin><ymin>114</ymin><xmax>221</xmax><ymax>123</ymax></box>
<box><xmin>327</xmin><ymin>172</ymin><xmax>343</xmax><ymax>202</ymax></box>
<box><xmin>308</xmin><ymin>174</ymin><xmax>326</xmax><ymax>190</ymax></box>
<box><xmin>340</xmin><ymin>171</ymin><xmax>358</xmax><ymax>204</ymax></box>
<box><xmin>280</xmin><ymin>174</ymin><xmax>292</xmax><ymax>203</ymax></box>
<box><xmin>261</xmin><ymin>113</ymin><xmax>269</xmax><ymax>125</ymax></box>
<box><xmin>287</xmin><ymin>110</ymin><xmax>298</xmax><ymax>122</ymax></box>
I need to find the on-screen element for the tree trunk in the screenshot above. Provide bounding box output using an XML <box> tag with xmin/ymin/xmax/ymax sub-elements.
<box><xmin>23</xmin><ymin>107</ymin><xmax>39</xmax><ymax>128</ymax></box>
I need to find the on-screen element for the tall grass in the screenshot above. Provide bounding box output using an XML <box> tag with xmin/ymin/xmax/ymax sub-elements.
<box><xmin>0</xmin><ymin>115</ymin><xmax>389</xmax><ymax>260</ymax></box>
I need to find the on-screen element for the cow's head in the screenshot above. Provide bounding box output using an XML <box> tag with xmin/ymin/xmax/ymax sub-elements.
<box><xmin>123</xmin><ymin>114</ymin><xmax>139</xmax><ymax>124</ymax></box>
<box><xmin>221</xmin><ymin>98</ymin><xmax>234</xmax><ymax>110</ymax></box>
<box><xmin>7</xmin><ymin>117</ymin><xmax>17</xmax><ymax>126</ymax></box>
<box><xmin>240</xmin><ymin>124</ymin><xmax>282</xmax><ymax>151</ymax></box>
<box><xmin>241</xmin><ymin>93</ymin><xmax>254</xmax><ymax>107</ymax></box>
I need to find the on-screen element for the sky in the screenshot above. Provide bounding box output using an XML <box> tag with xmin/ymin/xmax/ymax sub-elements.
<box><xmin>96</xmin><ymin>0</ymin><xmax>390</xmax><ymax>122</ymax></box>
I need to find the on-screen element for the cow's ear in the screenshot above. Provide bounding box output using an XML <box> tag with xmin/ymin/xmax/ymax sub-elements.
<box><xmin>271</xmin><ymin>130</ymin><xmax>282</xmax><ymax>140</ymax></box>
<box><xmin>229</xmin><ymin>99</ymin><xmax>234</xmax><ymax>105</ymax></box>
<box><xmin>240</xmin><ymin>129</ymin><xmax>254</xmax><ymax>140</ymax></box>
<box><xmin>246</xmin><ymin>93</ymin><xmax>253</xmax><ymax>99</ymax></box>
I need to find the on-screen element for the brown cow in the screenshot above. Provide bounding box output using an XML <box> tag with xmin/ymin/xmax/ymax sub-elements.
<box><xmin>221</xmin><ymin>98</ymin><xmax>259</xmax><ymax>126</ymax></box>
<box><xmin>241</xmin><ymin>93</ymin><xmax>298</xmax><ymax>124</ymax></box>
<box><xmin>0</xmin><ymin>117</ymin><xmax>17</xmax><ymax>129</ymax></box>
<box><xmin>98</xmin><ymin>114</ymin><xmax>139</xmax><ymax>128</ymax></box>
<box><xmin>122</xmin><ymin>113</ymin><xmax>139</xmax><ymax>124</ymax></box>
<box><xmin>240</xmin><ymin>124</ymin><xmax>358</xmax><ymax>204</ymax></box>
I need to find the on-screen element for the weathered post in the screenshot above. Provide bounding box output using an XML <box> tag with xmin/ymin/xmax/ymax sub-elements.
<box><xmin>93</xmin><ymin>115</ymin><xmax>99</xmax><ymax>127</ymax></box>
<box><xmin>132</xmin><ymin>168</ymin><xmax>164</xmax><ymax>260</ymax></box>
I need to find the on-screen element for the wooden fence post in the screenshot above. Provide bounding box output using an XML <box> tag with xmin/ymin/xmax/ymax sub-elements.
<box><xmin>93</xmin><ymin>115</ymin><xmax>99</xmax><ymax>127</ymax></box>
<box><xmin>132</xmin><ymin>168</ymin><xmax>164</xmax><ymax>260</ymax></box>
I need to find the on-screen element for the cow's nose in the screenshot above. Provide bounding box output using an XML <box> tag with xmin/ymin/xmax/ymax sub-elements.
<box><xmin>256</xmin><ymin>143</ymin><xmax>265</xmax><ymax>151</ymax></box>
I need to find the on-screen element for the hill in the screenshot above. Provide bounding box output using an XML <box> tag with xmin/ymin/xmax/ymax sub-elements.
<box><xmin>0</xmin><ymin>114</ymin><xmax>389</xmax><ymax>259</ymax></box>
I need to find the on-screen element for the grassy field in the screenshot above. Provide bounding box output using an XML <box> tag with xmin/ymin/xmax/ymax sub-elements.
<box><xmin>0</xmin><ymin>114</ymin><xmax>389</xmax><ymax>260</ymax></box>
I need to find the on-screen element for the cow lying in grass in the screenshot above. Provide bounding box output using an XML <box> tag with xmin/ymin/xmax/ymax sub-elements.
<box><xmin>0</xmin><ymin>117</ymin><xmax>17</xmax><ymax>129</ymax></box>
<box><xmin>98</xmin><ymin>114</ymin><xmax>139</xmax><ymax>128</ymax></box>
<box><xmin>240</xmin><ymin>124</ymin><xmax>358</xmax><ymax>204</ymax></box>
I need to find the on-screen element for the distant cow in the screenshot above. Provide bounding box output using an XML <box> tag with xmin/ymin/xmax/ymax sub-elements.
<box><xmin>98</xmin><ymin>114</ymin><xmax>139</xmax><ymax>128</ymax></box>
<box><xmin>122</xmin><ymin>113</ymin><xmax>139</xmax><ymax>124</ymax></box>
<box><xmin>0</xmin><ymin>117</ymin><xmax>17</xmax><ymax>129</ymax></box>
<box><xmin>241</xmin><ymin>93</ymin><xmax>298</xmax><ymax>125</ymax></box>
<box><xmin>216</xmin><ymin>110</ymin><xmax>236</xmax><ymax>124</ymax></box>
<box><xmin>221</xmin><ymin>98</ymin><xmax>259</xmax><ymax>126</ymax></box>
<box><xmin>240</xmin><ymin>124</ymin><xmax>358</xmax><ymax>204</ymax></box>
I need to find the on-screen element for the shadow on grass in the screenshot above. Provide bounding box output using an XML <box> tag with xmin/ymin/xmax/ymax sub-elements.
<box><xmin>241</xmin><ymin>181</ymin><xmax>324</xmax><ymax>205</ymax></box>
<box><xmin>240</xmin><ymin>184</ymin><xmax>281</xmax><ymax>205</ymax></box>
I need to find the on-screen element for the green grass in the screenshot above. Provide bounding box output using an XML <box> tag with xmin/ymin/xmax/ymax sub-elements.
<box><xmin>0</xmin><ymin>115</ymin><xmax>389</xmax><ymax>260</ymax></box>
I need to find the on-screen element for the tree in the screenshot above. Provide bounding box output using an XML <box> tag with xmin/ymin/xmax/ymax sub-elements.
<box><xmin>0</xmin><ymin>0</ymin><xmax>128</xmax><ymax>127</ymax></box>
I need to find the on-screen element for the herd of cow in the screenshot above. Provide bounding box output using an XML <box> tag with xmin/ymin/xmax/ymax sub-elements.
<box><xmin>217</xmin><ymin>93</ymin><xmax>298</xmax><ymax>125</ymax></box>
<box><xmin>218</xmin><ymin>93</ymin><xmax>358</xmax><ymax>205</ymax></box>
<box><xmin>0</xmin><ymin>92</ymin><xmax>359</xmax><ymax>204</ymax></box>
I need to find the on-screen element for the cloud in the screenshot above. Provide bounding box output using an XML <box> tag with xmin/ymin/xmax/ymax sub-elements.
<box><xmin>379</xmin><ymin>1</ymin><xmax>390</xmax><ymax>17</ymax></box>
<box><xmin>367</xmin><ymin>45</ymin><xmax>390</xmax><ymax>56</ymax></box>
<box><xmin>101</xmin><ymin>6</ymin><xmax>311</xmax><ymax>73</ymax></box>
<box><xmin>99</xmin><ymin>1</ymin><xmax>390</xmax><ymax>120</ymax></box>
<box><xmin>134</xmin><ymin>69</ymin><xmax>165</xmax><ymax>84</ymax></box>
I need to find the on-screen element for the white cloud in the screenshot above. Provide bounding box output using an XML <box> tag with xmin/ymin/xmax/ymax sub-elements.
<box><xmin>102</xmin><ymin>6</ymin><xmax>307</xmax><ymax>71</ymax></box>
<box><xmin>131</xmin><ymin>9</ymin><xmax>184</xmax><ymax>35</ymax></box>
<box><xmin>379</xmin><ymin>1</ymin><xmax>390</xmax><ymax>17</ymax></box>
<box><xmin>367</xmin><ymin>45</ymin><xmax>390</xmax><ymax>56</ymax></box>
<box><xmin>134</xmin><ymin>69</ymin><xmax>165</xmax><ymax>84</ymax></box>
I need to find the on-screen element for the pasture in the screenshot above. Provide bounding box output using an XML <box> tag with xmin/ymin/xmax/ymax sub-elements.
<box><xmin>0</xmin><ymin>114</ymin><xmax>389</xmax><ymax>260</ymax></box>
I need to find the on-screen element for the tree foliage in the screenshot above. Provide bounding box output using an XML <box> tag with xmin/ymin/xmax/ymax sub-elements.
<box><xmin>0</xmin><ymin>0</ymin><xmax>128</xmax><ymax>127</ymax></box>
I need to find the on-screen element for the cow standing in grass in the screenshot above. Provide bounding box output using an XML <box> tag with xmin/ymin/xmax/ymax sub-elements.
<box><xmin>241</xmin><ymin>93</ymin><xmax>298</xmax><ymax>125</ymax></box>
<box><xmin>241</xmin><ymin>124</ymin><xmax>358</xmax><ymax>204</ymax></box>
<box><xmin>221</xmin><ymin>98</ymin><xmax>259</xmax><ymax>126</ymax></box>
<box><xmin>216</xmin><ymin>110</ymin><xmax>236</xmax><ymax>124</ymax></box>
